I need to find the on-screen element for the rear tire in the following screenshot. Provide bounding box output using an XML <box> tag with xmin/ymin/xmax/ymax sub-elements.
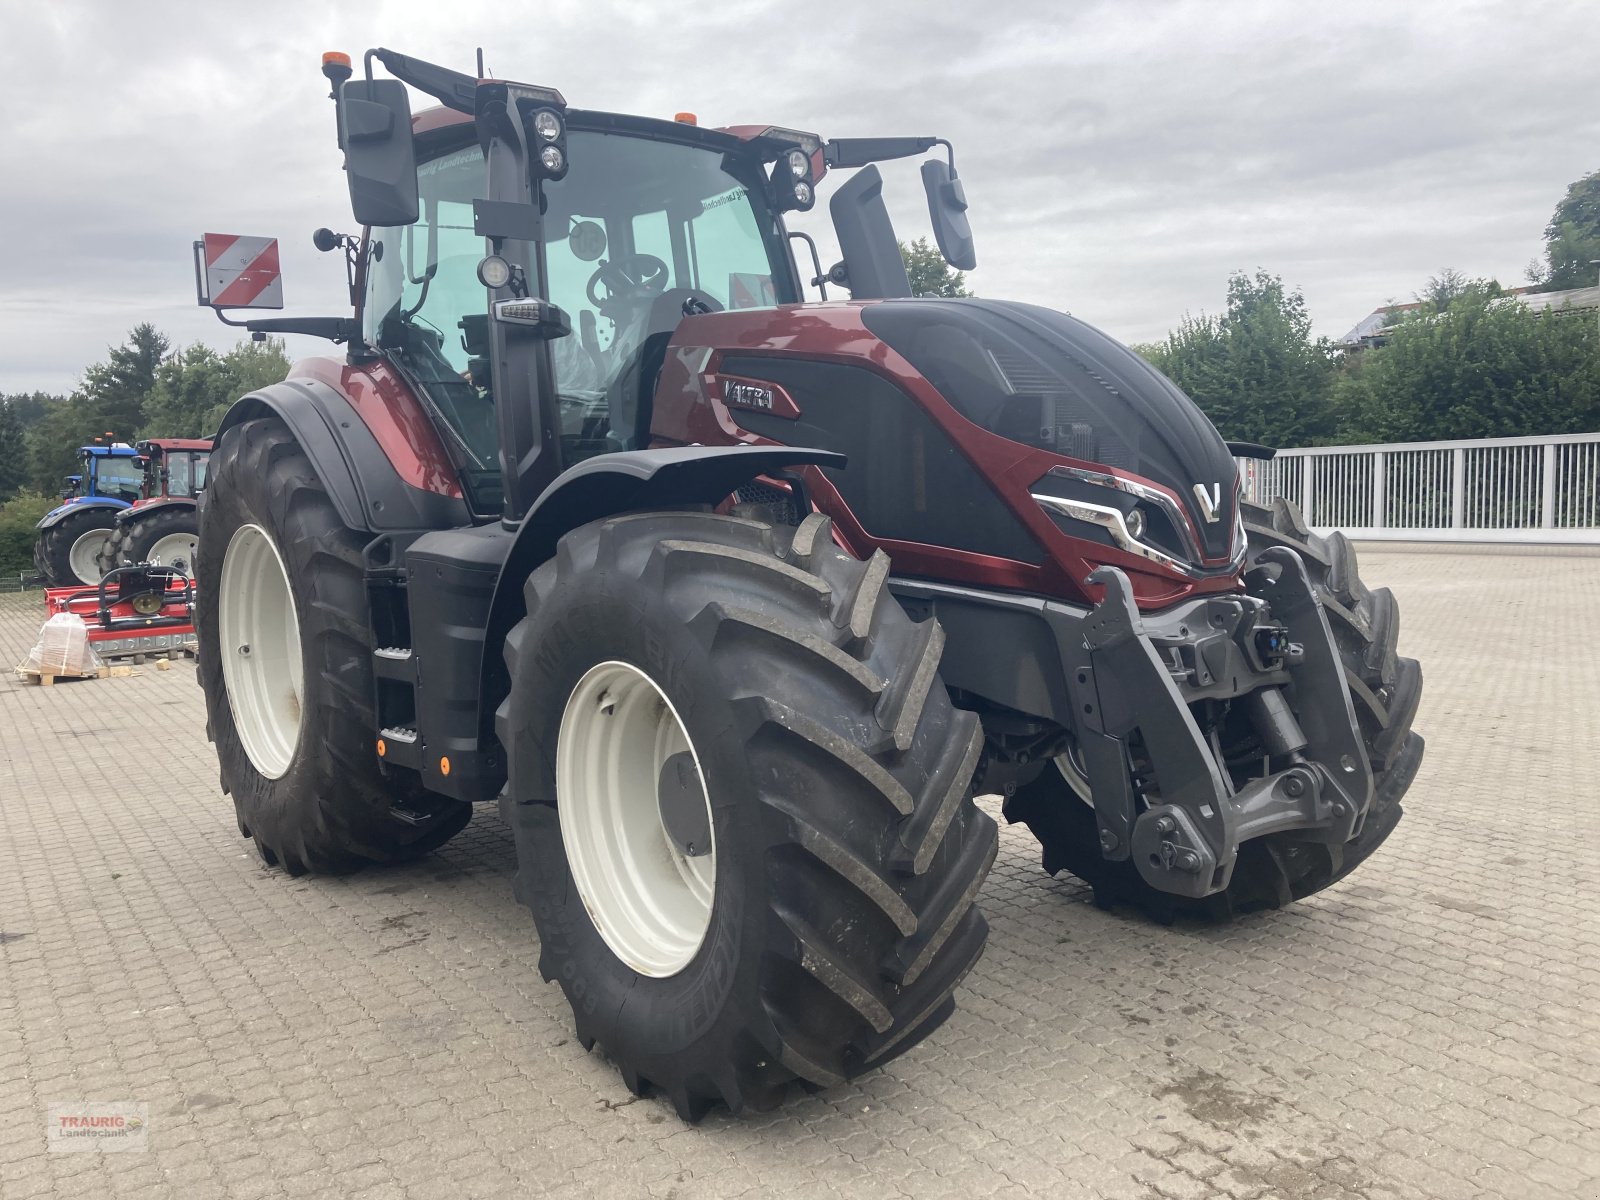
<box><xmin>498</xmin><ymin>510</ymin><xmax>996</xmax><ymax>1119</ymax></box>
<box><xmin>196</xmin><ymin>417</ymin><xmax>471</xmax><ymax>875</ymax></box>
<box><xmin>1005</xmin><ymin>497</ymin><xmax>1424</xmax><ymax>922</ymax></box>
<box><xmin>35</xmin><ymin>508</ymin><xmax>118</xmax><ymax>586</ymax></box>
<box><xmin>96</xmin><ymin>506</ymin><xmax>200</xmax><ymax>576</ymax></box>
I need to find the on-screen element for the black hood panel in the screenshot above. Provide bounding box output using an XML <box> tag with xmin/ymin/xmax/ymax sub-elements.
<box><xmin>861</xmin><ymin>299</ymin><xmax>1240</xmax><ymax>560</ymax></box>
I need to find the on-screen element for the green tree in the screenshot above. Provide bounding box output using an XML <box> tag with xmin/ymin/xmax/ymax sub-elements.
<box><xmin>0</xmin><ymin>492</ymin><xmax>55</xmax><ymax>579</ymax></box>
<box><xmin>899</xmin><ymin>237</ymin><xmax>971</xmax><ymax>297</ymax></box>
<box><xmin>0</xmin><ymin>400</ymin><xmax>28</xmax><ymax>502</ymax></box>
<box><xmin>1532</xmin><ymin>168</ymin><xmax>1600</xmax><ymax>292</ymax></box>
<box><xmin>24</xmin><ymin>395</ymin><xmax>95</xmax><ymax>495</ymax></box>
<box><xmin>1418</xmin><ymin>268</ymin><xmax>1483</xmax><ymax>312</ymax></box>
<box><xmin>1</xmin><ymin>391</ymin><xmax>53</xmax><ymax>433</ymax></box>
<box><xmin>142</xmin><ymin>337</ymin><xmax>291</xmax><ymax>438</ymax></box>
<box><xmin>1332</xmin><ymin>281</ymin><xmax>1600</xmax><ymax>443</ymax></box>
<box><xmin>1142</xmin><ymin>271</ymin><xmax>1338</xmax><ymax>447</ymax></box>
<box><xmin>78</xmin><ymin>323</ymin><xmax>170</xmax><ymax>440</ymax></box>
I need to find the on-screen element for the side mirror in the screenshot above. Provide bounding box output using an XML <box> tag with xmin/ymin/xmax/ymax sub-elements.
<box><xmin>921</xmin><ymin>160</ymin><xmax>977</xmax><ymax>272</ymax></box>
<box><xmin>338</xmin><ymin>79</ymin><xmax>419</xmax><ymax>227</ymax></box>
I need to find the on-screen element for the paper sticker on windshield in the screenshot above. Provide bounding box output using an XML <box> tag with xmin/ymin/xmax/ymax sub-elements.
<box><xmin>569</xmin><ymin>220</ymin><xmax>607</xmax><ymax>262</ymax></box>
<box><xmin>727</xmin><ymin>273</ymin><xmax>776</xmax><ymax>310</ymax></box>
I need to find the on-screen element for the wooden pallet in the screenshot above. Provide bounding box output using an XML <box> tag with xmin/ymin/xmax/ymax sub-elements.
<box><xmin>14</xmin><ymin>663</ymin><xmax>136</xmax><ymax>687</ymax></box>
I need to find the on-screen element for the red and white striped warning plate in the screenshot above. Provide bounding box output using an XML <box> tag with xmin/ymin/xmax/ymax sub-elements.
<box><xmin>202</xmin><ymin>233</ymin><xmax>283</xmax><ymax>309</ymax></box>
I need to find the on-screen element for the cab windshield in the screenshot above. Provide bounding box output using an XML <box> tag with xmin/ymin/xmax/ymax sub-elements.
<box><xmin>90</xmin><ymin>454</ymin><xmax>143</xmax><ymax>503</ymax></box>
<box><xmin>363</xmin><ymin>127</ymin><xmax>795</xmax><ymax>508</ymax></box>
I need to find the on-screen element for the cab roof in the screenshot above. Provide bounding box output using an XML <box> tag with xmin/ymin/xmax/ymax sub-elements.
<box><xmin>137</xmin><ymin>438</ymin><xmax>213</xmax><ymax>455</ymax></box>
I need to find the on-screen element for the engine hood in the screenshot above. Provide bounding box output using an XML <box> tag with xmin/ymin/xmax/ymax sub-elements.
<box><xmin>860</xmin><ymin>298</ymin><xmax>1240</xmax><ymax>562</ymax></box>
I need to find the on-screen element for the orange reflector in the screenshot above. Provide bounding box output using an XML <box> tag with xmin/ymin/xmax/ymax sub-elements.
<box><xmin>440</xmin><ymin>756</ymin><xmax>451</xmax><ymax>776</ymax></box>
<box><xmin>323</xmin><ymin>51</ymin><xmax>352</xmax><ymax>69</ymax></box>
<box><xmin>376</xmin><ymin>738</ymin><xmax>387</xmax><ymax>758</ymax></box>
<box><xmin>675</xmin><ymin>112</ymin><xmax>698</xmax><ymax>125</ymax></box>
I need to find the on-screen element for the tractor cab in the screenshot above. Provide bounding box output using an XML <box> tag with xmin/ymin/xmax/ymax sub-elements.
<box><xmin>358</xmin><ymin>114</ymin><xmax>811</xmax><ymax>513</ymax></box>
<box><xmin>132</xmin><ymin>439</ymin><xmax>213</xmax><ymax>504</ymax></box>
<box><xmin>80</xmin><ymin>444</ymin><xmax>143</xmax><ymax>504</ymax></box>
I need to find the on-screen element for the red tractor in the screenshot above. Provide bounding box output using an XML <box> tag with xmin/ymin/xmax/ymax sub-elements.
<box><xmin>96</xmin><ymin>438</ymin><xmax>212</xmax><ymax>577</ymax></box>
<box><xmin>193</xmin><ymin>50</ymin><xmax>1423</xmax><ymax>1119</ymax></box>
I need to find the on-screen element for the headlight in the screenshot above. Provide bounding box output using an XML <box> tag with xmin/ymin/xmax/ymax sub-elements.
<box><xmin>540</xmin><ymin>145</ymin><xmax>565</xmax><ymax>173</ymax></box>
<box><xmin>792</xmin><ymin>180</ymin><xmax>814</xmax><ymax>208</ymax></box>
<box><xmin>477</xmin><ymin>255</ymin><xmax>513</xmax><ymax>289</ymax></box>
<box><xmin>533</xmin><ymin>110</ymin><xmax>562</xmax><ymax>142</ymax></box>
<box><xmin>1030</xmin><ymin>465</ymin><xmax>1242</xmax><ymax>576</ymax></box>
<box><xmin>786</xmin><ymin>149</ymin><xmax>810</xmax><ymax>179</ymax></box>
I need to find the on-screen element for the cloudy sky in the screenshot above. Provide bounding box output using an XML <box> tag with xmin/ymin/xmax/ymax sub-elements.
<box><xmin>3</xmin><ymin>0</ymin><xmax>1597</xmax><ymax>394</ymax></box>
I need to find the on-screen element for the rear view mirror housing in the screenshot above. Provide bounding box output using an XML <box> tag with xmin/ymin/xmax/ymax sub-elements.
<box><xmin>337</xmin><ymin>78</ymin><xmax>419</xmax><ymax>227</ymax></box>
<box><xmin>922</xmin><ymin>159</ymin><xmax>976</xmax><ymax>272</ymax></box>
<box><xmin>828</xmin><ymin>165</ymin><xmax>913</xmax><ymax>300</ymax></box>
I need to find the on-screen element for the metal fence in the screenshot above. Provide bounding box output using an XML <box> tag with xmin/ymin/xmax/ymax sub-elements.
<box><xmin>1237</xmin><ymin>432</ymin><xmax>1600</xmax><ymax>543</ymax></box>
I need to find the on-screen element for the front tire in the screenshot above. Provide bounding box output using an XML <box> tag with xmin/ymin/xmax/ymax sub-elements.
<box><xmin>196</xmin><ymin>417</ymin><xmax>471</xmax><ymax>875</ymax></box>
<box><xmin>96</xmin><ymin>506</ymin><xmax>201</xmax><ymax>576</ymax></box>
<box><xmin>36</xmin><ymin>508</ymin><xmax>118</xmax><ymax>585</ymax></box>
<box><xmin>498</xmin><ymin>510</ymin><xmax>997</xmax><ymax>1119</ymax></box>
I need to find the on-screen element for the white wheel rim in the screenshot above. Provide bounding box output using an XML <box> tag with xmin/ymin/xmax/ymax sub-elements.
<box><xmin>218</xmin><ymin>523</ymin><xmax>304</xmax><ymax>780</ymax></box>
<box><xmin>69</xmin><ymin>529</ymin><xmax>111</xmax><ymax>582</ymax></box>
<box><xmin>147</xmin><ymin>531</ymin><xmax>199</xmax><ymax>574</ymax></box>
<box><xmin>556</xmin><ymin>660</ymin><xmax>715</xmax><ymax>977</ymax></box>
<box><xmin>1055</xmin><ymin>740</ymin><xmax>1095</xmax><ymax>806</ymax></box>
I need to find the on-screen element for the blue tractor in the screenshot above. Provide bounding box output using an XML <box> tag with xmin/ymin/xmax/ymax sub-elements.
<box><xmin>33</xmin><ymin>444</ymin><xmax>145</xmax><ymax>585</ymax></box>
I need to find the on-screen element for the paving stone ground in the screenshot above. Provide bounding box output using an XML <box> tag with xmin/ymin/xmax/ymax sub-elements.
<box><xmin>1</xmin><ymin>546</ymin><xmax>1597</xmax><ymax>1199</ymax></box>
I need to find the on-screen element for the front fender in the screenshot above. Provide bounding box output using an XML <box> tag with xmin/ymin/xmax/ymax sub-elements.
<box><xmin>479</xmin><ymin>444</ymin><xmax>846</xmax><ymax>742</ymax></box>
<box><xmin>37</xmin><ymin>497</ymin><xmax>128</xmax><ymax>531</ymax></box>
<box><xmin>113</xmin><ymin>498</ymin><xmax>197</xmax><ymax>526</ymax></box>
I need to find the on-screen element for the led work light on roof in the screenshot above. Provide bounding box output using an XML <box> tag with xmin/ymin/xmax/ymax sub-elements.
<box><xmin>533</xmin><ymin>110</ymin><xmax>562</xmax><ymax>141</ymax></box>
<box><xmin>527</xmin><ymin>106</ymin><xmax>569</xmax><ymax>180</ymax></box>
<box><xmin>769</xmin><ymin>143</ymin><xmax>815</xmax><ymax>214</ymax></box>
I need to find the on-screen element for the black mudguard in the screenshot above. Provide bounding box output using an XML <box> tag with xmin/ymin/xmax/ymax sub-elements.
<box><xmin>112</xmin><ymin>498</ymin><xmax>194</xmax><ymax>526</ymax></box>
<box><xmin>475</xmin><ymin>446</ymin><xmax>846</xmax><ymax>738</ymax></box>
<box><xmin>214</xmin><ymin>380</ymin><xmax>470</xmax><ymax>533</ymax></box>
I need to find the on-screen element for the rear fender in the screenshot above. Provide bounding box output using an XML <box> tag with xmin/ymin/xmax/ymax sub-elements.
<box><xmin>37</xmin><ymin>497</ymin><xmax>127</xmax><ymax>531</ymax></box>
<box><xmin>214</xmin><ymin>379</ymin><xmax>469</xmax><ymax>533</ymax></box>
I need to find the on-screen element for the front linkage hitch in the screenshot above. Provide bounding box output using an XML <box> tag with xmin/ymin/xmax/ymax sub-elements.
<box><xmin>1073</xmin><ymin>554</ymin><xmax>1375</xmax><ymax>900</ymax></box>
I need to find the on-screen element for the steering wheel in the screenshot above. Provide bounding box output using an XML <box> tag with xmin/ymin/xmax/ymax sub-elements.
<box><xmin>587</xmin><ymin>253</ymin><xmax>670</xmax><ymax>309</ymax></box>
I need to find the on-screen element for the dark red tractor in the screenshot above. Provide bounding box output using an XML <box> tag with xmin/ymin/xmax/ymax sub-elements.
<box><xmin>193</xmin><ymin>49</ymin><xmax>1423</xmax><ymax>1120</ymax></box>
<box><xmin>96</xmin><ymin>438</ymin><xmax>212</xmax><ymax>577</ymax></box>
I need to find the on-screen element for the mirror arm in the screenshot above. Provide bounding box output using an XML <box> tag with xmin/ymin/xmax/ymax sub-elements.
<box><xmin>207</xmin><ymin>309</ymin><xmax>363</xmax><ymax>346</ymax></box>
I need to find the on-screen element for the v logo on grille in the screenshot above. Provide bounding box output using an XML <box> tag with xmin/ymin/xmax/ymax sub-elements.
<box><xmin>1193</xmin><ymin>482</ymin><xmax>1222</xmax><ymax>523</ymax></box>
